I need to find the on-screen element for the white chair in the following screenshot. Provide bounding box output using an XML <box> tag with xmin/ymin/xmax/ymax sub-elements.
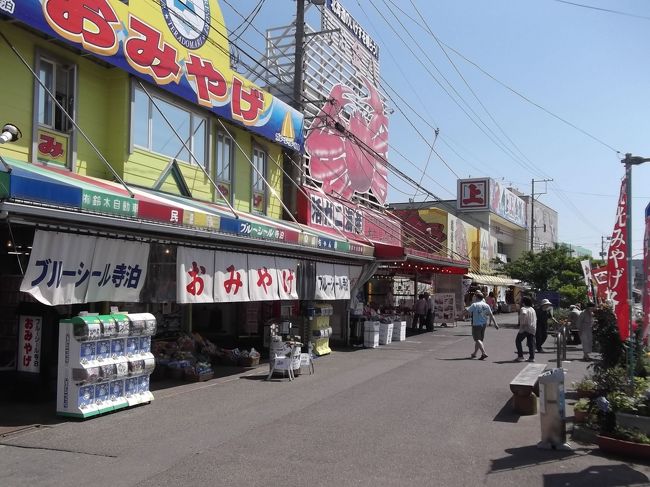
<box><xmin>266</xmin><ymin>344</ymin><xmax>302</xmax><ymax>381</ymax></box>
<box><xmin>300</xmin><ymin>352</ymin><xmax>315</xmax><ymax>375</ymax></box>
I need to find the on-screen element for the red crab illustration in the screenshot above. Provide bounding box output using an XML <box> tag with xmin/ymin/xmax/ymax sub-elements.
<box><xmin>305</xmin><ymin>78</ymin><xmax>388</xmax><ymax>204</ymax></box>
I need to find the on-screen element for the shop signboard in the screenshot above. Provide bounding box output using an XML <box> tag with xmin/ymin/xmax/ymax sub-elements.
<box><xmin>214</xmin><ymin>251</ymin><xmax>250</xmax><ymax>302</ymax></box>
<box><xmin>21</xmin><ymin>231</ymin><xmax>97</xmax><ymax>305</ymax></box>
<box><xmin>21</xmin><ymin>230</ymin><xmax>151</xmax><ymax>305</ymax></box>
<box><xmin>36</xmin><ymin>128</ymin><xmax>68</xmax><ymax>166</ymax></box>
<box><xmin>275</xmin><ymin>258</ymin><xmax>299</xmax><ymax>300</ymax></box>
<box><xmin>7</xmin><ymin>0</ymin><xmax>304</xmax><ymax>151</ymax></box>
<box><xmin>334</xmin><ymin>264</ymin><xmax>351</xmax><ymax>300</ymax></box>
<box><xmin>325</xmin><ymin>0</ymin><xmax>379</xmax><ymax>59</ymax></box>
<box><xmin>82</xmin><ymin>190</ymin><xmax>139</xmax><ymax>218</ymax></box>
<box><xmin>85</xmin><ymin>239</ymin><xmax>150</xmax><ymax>303</ymax></box>
<box><xmin>177</xmin><ymin>247</ymin><xmax>215</xmax><ymax>304</ymax></box>
<box><xmin>447</xmin><ymin>214</ymin><xmax>476</xmax><ymax>262</ymax></box>
<box><xmin>479</xmin><ymin>228</ymin><xmax>491</xmax><ymax>273</ymax></box>
<box><xmin>298</xmin><ymin>188</ymin><xmax>402</xmax><ymax>247</ymax></box>
<box><xmin>457</xmin><ymin>179</ymin><xmax>490</xmax><ymax>210</ymax></box>
<box><xmin>315</xmin><ymin>262</ymin><xmax>336</xmax><ymax>300</ymax></box>
<box><xmin>248</xmin><ymin>255</ymin><xmax>279</xmax><ymax>301</ymax></box>
<box><xmin>304</xmin><ymin>77</ymin><xmax>388</xmax><ymax>206</ymax></box>
<box><xmin>489</xmin><ymin>180</ymin><xmax>526</xmax><ymax>228</ymax></box>
<box><xmin>457</xmin><ymin>178</ymin><xmax>526</xmax><ymax>228</ymax></box>
<box><xmin>17</xmin><ymin>315</ymin><xmax>42</xmax><ymax>373</ymax></box>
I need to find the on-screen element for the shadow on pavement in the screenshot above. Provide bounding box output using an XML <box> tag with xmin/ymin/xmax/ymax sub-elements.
<box><xmin>542</xmin><ymin>464</ymin><xmax>649</xmax><ymax>486</ymax></box>
<box><xmin>0</xmin><ymin>399</ymin><xmax>68</xmax><ymax>437</ymax></box>
<box><xmin>492</xmin><ymin>399</ymin><xmax>521</xmax><ymax>423</ymax></box>
<box><xmin>490</xmin><ymin>445</ymin><xmax>579</xmax><ymax>472</ymax></box>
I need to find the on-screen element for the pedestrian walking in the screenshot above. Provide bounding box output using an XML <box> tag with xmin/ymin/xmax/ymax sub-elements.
<box><xmin>567</xmin><ymin>304</ymin><xmax>582</xmax><ymax>345</ymax></box>
<box><xmin>516</xmin><ymin>296</ymin><xmax>537</xmax><ymax>362</ymax></box>
<box><xmin>577</xmin><ymin>302</ymin><xmax>595</xmax><ymax>361</ymax></box>
<box><xmin>466</xmin><ymin>291</ymin><xmax>499</xmax><ymax>360</ymax></box>
<box><xmin>486</xmin><ymin>291</ymin><xmax>497</xmax><ymax>313</ymax></box>
<box><xmin>535</xmin><ymin>299</ymin><xmax>558</xmax><ymax>353</ymax></box>
<box><xmin>413</xmin><ymin>294</ymin><xmax>427</xmax><ymax>330</ymax></box>
<box><xmin>424</xmin><ymin>292</ymin><xmax>434</xmax><ymax>331</ymax></box>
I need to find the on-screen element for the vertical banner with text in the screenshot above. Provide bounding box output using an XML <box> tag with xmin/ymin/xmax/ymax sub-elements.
<box><xmin>17</xmin><ymin>315</ymin><xmax>42</xmax><ymax>373</ymax></box>
<box><xmin>607</xmin><ymin>178</ymin><xmax>629</xmax><ymax>340</ymax></box>
<box><xmin>248</xmin><ymin>255</ymin><xmax>279</xmax><ymax>301</ymax></box>
<box><xmin>177</xmin><ymin>247</ymin><xmax>215</xmax><ymax>304</ymax></box>
<box><xmin>275</xmin><ymin>258</ymin><xmax>299</xmax><ymax>300</ymax></box>
<box><xmin>215</xmin><ymin>252</ymin><xmax>250</xmax><ymax>302</ymax></box>
<box><xmin>642</xmin><ymin>203</ymin><xmax>650</xmax><ymax>338</ymax></box>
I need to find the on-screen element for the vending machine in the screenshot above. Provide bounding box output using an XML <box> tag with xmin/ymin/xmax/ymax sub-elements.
<box><xmin>56</xmin><ymin>312</ymin><xmax>156</xmax><ymax>418</ymax></box>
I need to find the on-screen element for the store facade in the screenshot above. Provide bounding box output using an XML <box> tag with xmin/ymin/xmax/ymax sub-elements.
<box><xmin>0</xmin><ymin>1</ymin><xmax>374</xmax><ymax>405</ymax></box>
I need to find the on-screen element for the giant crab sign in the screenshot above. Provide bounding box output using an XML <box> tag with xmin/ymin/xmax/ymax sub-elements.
<box><xmin>305</xmin><ymin>78</ymin><xmax>388</xmax><ymax>206</ymax></box>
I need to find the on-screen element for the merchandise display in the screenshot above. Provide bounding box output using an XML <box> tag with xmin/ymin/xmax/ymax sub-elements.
<box><xmin>311</xmin><ymin>303</ymin><xmax>333</xmax><ymax>356</ymax></box>
<box><xmin>56</xmin><ymin>312</ymin><xmax>157</xmax><ymax>418</ymax></box>
<box><xmin>152</xmin><ymin>332</ymin><xmax>260</xmax><ymax>381</ymax></box>
<box><xmin>392</xmin><ymin>321</ymin><xmax>407</xmax><ymax>342</ymax></box>
<box><xmin>363</xmin><ymin>321</ymin><xmax>380</xmax><ymax>348</ymax></box>
<box><xmin>379</xmin><ymin>322</ymin><xmax>393</xmax><ymax>345</ymax></box>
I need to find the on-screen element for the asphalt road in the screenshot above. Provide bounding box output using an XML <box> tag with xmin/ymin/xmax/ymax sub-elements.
<box><xmin>1</xmin><ymin>313</ymin><xmax>649</xmax><ymax>487</ymax></box>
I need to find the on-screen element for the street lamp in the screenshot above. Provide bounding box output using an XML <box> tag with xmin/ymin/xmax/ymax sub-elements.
<box><xmin>0</xmin><ymin>123</ymin><xmax>21</xmax><ymax>172</ymax></box>
<box><xmin>622</xmin><ymin>153</ymin><xmax>650</xmax><ymax>382</ymax></box>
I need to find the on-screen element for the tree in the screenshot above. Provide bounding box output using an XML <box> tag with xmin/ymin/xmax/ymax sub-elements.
<box><xmin>498</xmin><ymin>244</ymin><xmax>588</xmax><ymax>307</ymax></box>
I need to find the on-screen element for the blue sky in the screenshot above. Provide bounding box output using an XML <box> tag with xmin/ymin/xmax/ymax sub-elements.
<box><xmin>221</xmin><ymin>0</ymin><xmax>650</xmax><ymax>259</ymax></box>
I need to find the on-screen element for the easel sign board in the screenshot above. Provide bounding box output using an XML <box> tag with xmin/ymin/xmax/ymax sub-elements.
<box><xmin>433</xmin><ymin>293</ymin><xmax>456</xmax><ymax>326</ymax></box>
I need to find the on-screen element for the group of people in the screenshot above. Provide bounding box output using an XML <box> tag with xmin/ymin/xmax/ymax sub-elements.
<box><xmin>413</xmin><ymin>293</ymin><xmax>434</xmax><ymax>332</ymax></box>
<box><xmin>516</xmin><ymin>297</ymin><xmax>595</xmax><ymax>362</ymax></box>
<box><xmin>465</xmin><ymin>291</ymin><xmax>596</xmax><ymax>363</ymax></box>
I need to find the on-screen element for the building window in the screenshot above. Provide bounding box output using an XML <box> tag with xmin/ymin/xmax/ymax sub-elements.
<box><xmin>132</xmin><ymin>85</ymin><xmax>207</xmax><ymax>168</ymax></box>
<box><xmin>37</xmin><ymin>57</ymin><xmax>75</xmax><ymax>133</ymax></box>
<box><xmin>215</xmin><ymin>132</ymin><xmax>234</xmax><ymax>203</ymax></box>
<box><xmin>252</xmin><ymin>147</ymin><xmax>267</xmax><ymax>214</ymax></box>
<box><xmin>34</xmin><ymin>55</ymin><xmax>76</xmax><ymax>167</ymax></box>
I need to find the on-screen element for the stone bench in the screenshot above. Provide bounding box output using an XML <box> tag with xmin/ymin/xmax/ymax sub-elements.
<box><xmin>509</xmin><ymin>363</ymin><xmax>548</xmax><ymax>415</ymax></box>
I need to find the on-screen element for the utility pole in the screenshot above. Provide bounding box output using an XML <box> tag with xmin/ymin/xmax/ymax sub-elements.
<box><xmin>621</xmin><ymin>153</ymin><xmax>650</xmax><ymax>383</ymax></box>
<box><xmin>282</xmin><ymin>0</ymin><xmax>308</xmax><ymax>220</ymax></box>
<box><xmin>530</xmin><ymin>178</ymin><xmax>553</xmax><ymax>252</ymax></box>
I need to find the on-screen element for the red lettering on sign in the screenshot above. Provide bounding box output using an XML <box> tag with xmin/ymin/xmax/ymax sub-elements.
<box><xmin>186</xmin><ymin>54</ymin><xmax>229</xmax><ymax>108</ymax></box>
<box><xmin>125</xmin><ymin>15</ymin><xmax>181</xmax><ymax>84</ymax></box>
<box><xmin>231</xmin><ymin>77</ymin><xmax>264</xmax><ymax>125</ymax></box>
<box><xmin>38</xmin><ymin>134</ymin><xmax>65</xmax><ymax>159</ymax></box>
<box><xmin>461</xmin><ymin>183</ymin><xmax>485</xmax><ymax>206</ymax></box>
<box><xmin>43</xmin><ymin>0</ymin><xmax>120</xmax><ymax>56</ymax></box>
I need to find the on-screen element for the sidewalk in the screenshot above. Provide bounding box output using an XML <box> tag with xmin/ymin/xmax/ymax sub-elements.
<box><xmin>1</xmin><ymin>314</ymin><xmax>648</xmax><ymax>487</ymax></box>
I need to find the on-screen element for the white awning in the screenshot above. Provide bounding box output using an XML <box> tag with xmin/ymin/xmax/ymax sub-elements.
<box><xmin>465</xmin><ymin>272</ymin><xmax>520</xmax><ymax>287</ymax></box>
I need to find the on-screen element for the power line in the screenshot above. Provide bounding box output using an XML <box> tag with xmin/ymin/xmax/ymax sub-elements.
<box><xmin>551</xmin><ymin>0</ymin><xmax>650</xmax><ymax>21</ymax></box>
<box><xmin>383</xmin><ymin>1</ymin><xmax>620</xmax><ymax>153</ymax></box>
<box><xmin>406</xmin><ymin>0</ymin><xmax>551</xmax><ymax>180</ymax></box>
<box><xmin>373</xmin><ymin>0</ymin><xmax>545</xmax><ymax>179</ymax></box>
<box><xmin>230</xmin><ymin>0</ymin><xmax>266</xmax><ymax>41</ymax></box>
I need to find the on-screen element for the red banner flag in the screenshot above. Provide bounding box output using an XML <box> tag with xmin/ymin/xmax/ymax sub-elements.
<box><xmin>643</xmin><ymin>203</ymin><xmax>650</xmax><ymax>338</ymax></box>
<box><xmin>592</xmin><ymin>266</ymin><xmax>609</xmax><ymax>303</ymax></box>
<box><xmin>607</xmin><ymin>177</ymin><xmax>629</xmax><ymax>340</ymax></box>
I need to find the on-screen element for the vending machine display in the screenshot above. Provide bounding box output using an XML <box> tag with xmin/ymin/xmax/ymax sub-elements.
<box><xmin>57</xmin><ymin>312</ymin><xmax>157</xmax><ymax>418</ymax></box>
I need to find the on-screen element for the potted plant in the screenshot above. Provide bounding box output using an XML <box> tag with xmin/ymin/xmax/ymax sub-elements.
<box><xmin>597</xmin><ymin>427</ymin><xmax>650</xmax><ymax>460</ymax></box>
<box><xmin>573</xmin><ymin>378</ymin><xmax>597</xmax><ymax>398</ymax></box>
<box><xmin>573</xmin><ymin>398</ymin><xmax>592</xmax><ymax>424</ymax></box>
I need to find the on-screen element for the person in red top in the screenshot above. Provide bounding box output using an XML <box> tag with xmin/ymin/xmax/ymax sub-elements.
<box><xmin>486</xmin><ymin>291</ymin><xmax>497</xmax><ymax>313</ymax></box>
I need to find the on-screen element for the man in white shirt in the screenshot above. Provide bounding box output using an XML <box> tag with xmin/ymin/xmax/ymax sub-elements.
<box><xmin>516</xmin><ymin>296</ymin><xmax>537</xmax><ymax>362</ymax></box>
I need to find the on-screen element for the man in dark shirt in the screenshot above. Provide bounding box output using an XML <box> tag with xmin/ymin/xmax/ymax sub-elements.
<box><xmin>535</xmin><ymin>299</ymin><xmax>558</xmax><ymax>353</ymax></box>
